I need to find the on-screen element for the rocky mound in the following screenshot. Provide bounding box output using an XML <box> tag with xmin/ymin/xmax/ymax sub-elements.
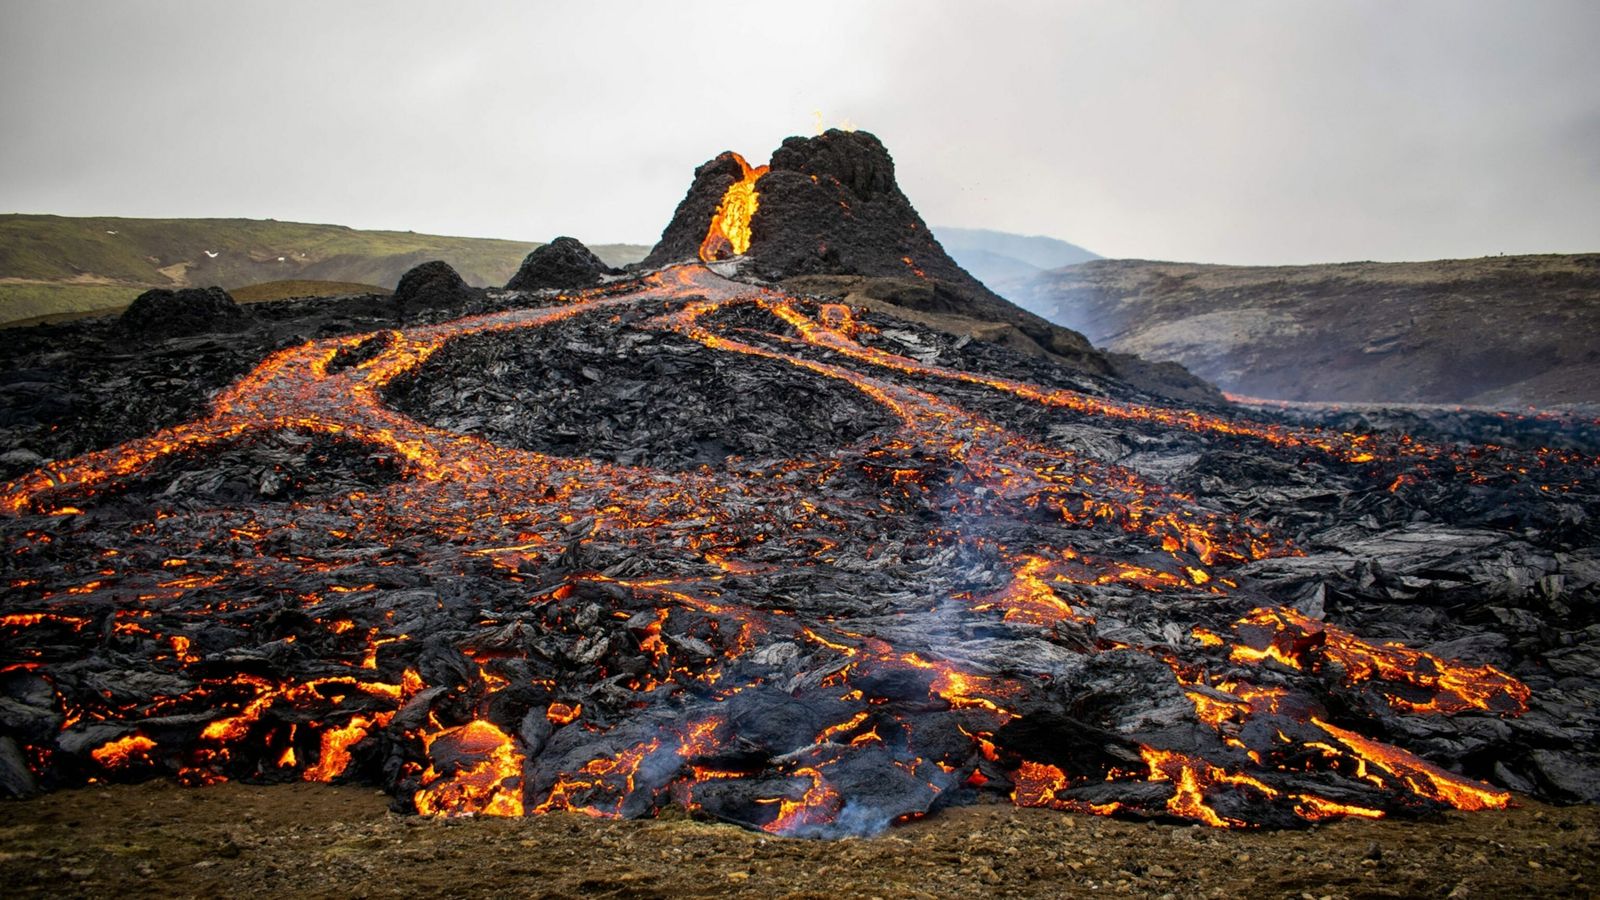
<box><xmin>643</xmin><ymin>131</ymin><xmax>1220</xmax><ymax>403</ymax></box>
<box><xmin>119</xmin><ymin>286</ymin><xmax>245</xmax><ymax>337</ymax></box>
<box><xmin>644</xmin><ymin>131</ymin><xmax>1029</xmax><ymax>319</ymax></box>
<box><xmin>393</xmin><ymin>261</ymin><xmax>476</xmax><ymax>310</ymax></box>
<box><xmin>506</xmin><ymin>237</ymin><xmax>614</xmax><ymax>292</ymax></box>
<box><xmin>386</xmin><ymin>306</ymin><xmax>898</xmax><ymax>470</ymax></box>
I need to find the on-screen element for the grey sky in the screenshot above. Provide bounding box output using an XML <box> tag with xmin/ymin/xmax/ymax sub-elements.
<box><xmin>2</xmin><ymin>0</ymin><xmax>1596</xmax><ymax>264</ymax></box>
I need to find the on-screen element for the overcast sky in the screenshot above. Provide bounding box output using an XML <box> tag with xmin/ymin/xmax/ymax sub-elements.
<box><xmin>2</xmin><ymin>0</ymin><xmax>1596</xmax><ymax>263</ymax></box>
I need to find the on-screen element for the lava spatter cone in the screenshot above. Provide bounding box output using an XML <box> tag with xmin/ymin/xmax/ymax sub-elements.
<box><xmin>394</xmin><ymin>260</ymin><xmax>476</xmax><ymax>310</ymax></box>
<box><xmin>646</xmin><ymin>130</ymin><xmax>998</xmax><ymax>299</ymax></box>
<box><xmin>120</xmin><ymin>286</ymin><xmax>247</xmax><ymax>337</ymax></box>
<box><xmin>644</xmin><ymin>130</ymin><xmax>1212</xmax><ymax>395</ymax></box>
<box><xmin>506</xmin><ymin>236</ymin><xmax>615</xmax><ymax>292</ymax></box>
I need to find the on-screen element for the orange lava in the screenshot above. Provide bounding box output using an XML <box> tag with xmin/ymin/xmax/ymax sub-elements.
<box><xmin>699</xmin><ymin>153</ymin><xmax>768</xmax><ymax>261</ymax></box>
<box><xmin>0</xmin><ymin>261</ymin><xmax>1555</xmax><ymax>832</ymax></box>
<box><xmin>414</xmin><ymin>720</ymin><xmax>526</xmax><ymax>817</ymax></box>
<box><xmin>90</xmin><ymin>734</ymin><xmax>158</xmax><ymax>769</ymax></box>
<box><xmin>1222</xmin><ymin>606</ymin><xmax>1530</xmax><ymax>715</ymax></box>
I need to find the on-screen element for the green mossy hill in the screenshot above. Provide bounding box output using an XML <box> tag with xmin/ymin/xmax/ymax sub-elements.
<box><xmin>0</xmin><ymin>214</ymin><xmax>649</xmax><ymax>325</ymax></box>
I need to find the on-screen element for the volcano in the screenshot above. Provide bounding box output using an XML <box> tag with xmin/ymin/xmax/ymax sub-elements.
<box><xmin>643</xmin><ymin>130</ymin><xmax>1221</xmax><ymax>402</ymax></box>
<box><xmin>1</xmin><ymin>132</ymin><xmax>1597</xmax><ymax>836</ymax></box>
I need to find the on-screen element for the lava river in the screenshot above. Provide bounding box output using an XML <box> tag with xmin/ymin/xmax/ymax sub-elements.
<box><xmin>0</xmin><ymin>264</ymin><xmax>1587</xmax><ymax>834</ymax></box>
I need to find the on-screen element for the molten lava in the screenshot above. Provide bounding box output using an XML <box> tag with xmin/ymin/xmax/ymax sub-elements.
<box><xmin>414</xmin><ymin>720</ymin><xmax>525</xmax><ymax>817</ymax></box>
<box><xmin>0</xmin><ymin>258</ymin><xmax>1580</xmax><ymax>835</ymax></box>
<box><xmin>698</xmin><ymin>152</ymin><xmax>767</xmax><ymax>261</ymax></box>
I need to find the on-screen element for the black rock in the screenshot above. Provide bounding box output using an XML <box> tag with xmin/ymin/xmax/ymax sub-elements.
<box><xmin>119</xmin><ymin>286</ymin><xmax>245</xmax><ymax>337</ymax></box>
<box><xmin>0</xmin><ymin>736</ymin><xmax>38</xmax><ymax>798</ymax></box>
<box><xmin>641</xmin><ymin>130</ymin><xmax>1224</xmax><ymax>400</ymax></box>
<box><xmin>393</xmin><ymin>260</ymin><xmax>475</xmax><ymax>310</ymax></box>
<box><xmin>4</xmin><ymin>147</ymin><xmax>1597</xmax><ymax>836</ymax></box>
<box><xmin>642</xmin><ymin>153</ymin><xmax>751</xmax><ymax>267</ymax></box>
<box><xmin>644</xmin><ymin>131</ymin><xmax>995</xmax><ymax>305</ymax></box>
<box><xmin>506</xmin><ymin>237</ymin><xmax>614</xmax><ymax>292</ymax></box>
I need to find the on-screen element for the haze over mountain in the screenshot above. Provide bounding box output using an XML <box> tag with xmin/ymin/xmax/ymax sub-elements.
<box><xmin>5</xmin><ymin>3</ymin><xmax>1597</xmax><ymax>263</ymax></box>
<box><xmin>932</xmin><ymin>227</ymin><xmax>1099</xmax><ymax>295</ymax></box>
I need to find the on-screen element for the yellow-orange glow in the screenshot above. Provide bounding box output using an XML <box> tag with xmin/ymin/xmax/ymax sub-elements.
<box><xmin>699</xmin><ymin>153</ymin><xmax>768</xmax><ymax>261</ymax></box>
<box><xmin>90</xmin><ymin>734</ymin><xmax>157</xmax><ymax>769</ymax></box>
<box><xmin>0</xmin><ymin>259</ymin><xmax>1566</xmax><ymax>829</ymax></box>
<box><xmin>304</xmin><ymin>712</ymin><xmax>392</xmax><ymax>782</ymax></box>
<box><xmin>546</xmin><ymin>701</ymin><xmax>582</xmax><ymax>725</ymax></box>
<box><xmin>414</xmin><ymin>720</ymin><xmax>525</xmax><ymax>817</ymax></box>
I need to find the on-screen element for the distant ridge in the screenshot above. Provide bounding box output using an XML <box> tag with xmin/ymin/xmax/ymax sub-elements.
<box><xmin>933</xmin><ymin>226</ymin><xmax>1098</xmax><ymax>295</ymax></box>
<box><xmin>1003</xmin><ymin>254</ymin><xmax>1600</xmax><ymax>407</ymax></box>
<box><xmin>0</xmin><ymin>214</ymin><xmax>649</xmax><ymax>325</ymax></box>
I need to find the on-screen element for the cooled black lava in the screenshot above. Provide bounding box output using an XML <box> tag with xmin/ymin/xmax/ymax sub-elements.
<box><xmin>2</xmin><ymin>263</ymin><xmax>1596</xmax><ymax>834</ymax></box>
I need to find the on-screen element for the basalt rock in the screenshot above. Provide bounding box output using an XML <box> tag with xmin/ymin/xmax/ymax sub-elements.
<box><xmin>643</xmin><ymin>154</ymin><xmax>752</xmax><ymax>268</ymax></box>
<box><xmin>393</xmin><ymin>260</ymin><xmax>476</xmax><ymax>310</ymax></box>
<box><xmin>506</xmin><ymin>237</ymin><xmax>614</xmax><ymax>292</ymax></box>
<box><xmin>2</xmin><ymin>261</ymin><xmax>1598</xmax><ymax>834</ymax></box>
<box><xmin>6</xmin><ymin>136</ymin><xmax>1598</xmax><ymax>840</ymax></box>
<box><xmin>119</xmin><ymin>286</ymin><xmax>245</xmax><ymax>338</ymax></box>
<box><xmin>645</xmin><ymin>130</ymin><xmax>1017</xmax><ymax>315</ymax></box>
<box><xmin>644</xmin><ymin>130</ymin><xmax>1221</xmax><ymax>403</ymax></box>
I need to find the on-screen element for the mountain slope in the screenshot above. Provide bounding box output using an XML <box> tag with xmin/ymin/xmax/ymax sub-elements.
<box><xmin>933</xmin><ymin>226</ymin><xmax>1098</xmax><ymax>295</ymax></box>
<box><xmin>643</xmin><ymin>131</ymin><xmax>1216</xmax><ymax>403</ymax></box>
<box><xmin>0</xmin><ymin>215</ymin><xmax>650</xmax><ymax>324</ymax></box>
<box><xmin>1002</xmin><ymin>254</ymin><xmax>1600</xmax><ymax>407</ymax></box>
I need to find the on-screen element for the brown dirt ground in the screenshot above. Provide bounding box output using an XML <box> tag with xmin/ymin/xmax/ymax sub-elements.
<box><xmin>1</xmin><ymin>783</ymin><xmax>1595</xmax><ymax>898</ymax></box>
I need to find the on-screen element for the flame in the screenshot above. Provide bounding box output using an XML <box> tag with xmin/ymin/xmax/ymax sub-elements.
<box><xmin>535</xmin><ymin>739</ymin><xmax>661</xmax><ymax>818</ymax></box>
<box><xmin>699</xmin><ymin>152</ymin><xmax>768</xmax><ymax>261</ymax></box>
<box><xmin>1011</xmin><ymin>759</ymin><xmax>1073</xmax><ymax>807</ymax></box>
<box><xmin>762</xmin><ymin>766</ymin><xmax>843</xmax><ymax>834</ymax></box>
<box><xmin>546</xmin><ymin>701</ymin><xmax>582</xmax><ymax>725</ymax></box>
<box><xmin>1225</xmin><ymin>607</ymin><xmax>1530</xmax><ymax>715</ymax></box>
<box><xmin>1313</xmin><ymin>718</ymin><xmax>1509</xmax><ymax>811</ymax></box>
<box><xmin>809</xmin><ymin>111</ymin><xmax>857</xmax><ymax>135</ymax></box>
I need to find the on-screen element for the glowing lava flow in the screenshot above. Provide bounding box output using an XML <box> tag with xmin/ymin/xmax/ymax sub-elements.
<box><xmin>0</xmin><ymin>262</ymin><xmax>1562</xmax><ymax>834</ymax></box>
<box><xmin>699</xmin><ymin>152</ymin><xmax>768</xmax><ymax>261</ymax></box>
<box><xmin>1202</xmin><ymin>606</ymin><xmax>1530</xmax><ymax>716</ymax></box>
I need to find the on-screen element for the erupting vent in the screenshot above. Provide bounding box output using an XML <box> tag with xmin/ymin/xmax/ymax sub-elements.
<box><xmin>0</xmin><ymin>262</ymin><xmax>1593</xmax><ymax>836</ymax></box>
<box><xmin>698</xmin><ymin>152</ymin><xmax>767</xmax><ymax>261</ymax></box>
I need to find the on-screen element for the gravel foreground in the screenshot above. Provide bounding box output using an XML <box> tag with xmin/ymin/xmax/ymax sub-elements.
<box><xmin>1</xmin><ymin>782</ymin><xmax>1595</xmax><ymax>898</ymax></box>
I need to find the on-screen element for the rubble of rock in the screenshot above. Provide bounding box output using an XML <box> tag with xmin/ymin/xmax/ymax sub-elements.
<box><xmin>393</xmin><ymin>260</ymin><xmax>477</xmax><ymax>310</ymax></box>
<box><xmin>1</xmin><ymin>130</ymin><xmax>1597</xmax><ymax>836</ymax></box>
<box><xmin>1</xmin><ymin>261</ymin><xmax>1596</xmax><ymax>833</ymax></box>
<box><xmin>506</xmin><ymin>236</ymin><xmax>614</xmax><ymax>292</ymax></box>
<box><xmin>119</xmin><ymin>286</ymin><xmax>246</xmax><ymax>337</ymax></box>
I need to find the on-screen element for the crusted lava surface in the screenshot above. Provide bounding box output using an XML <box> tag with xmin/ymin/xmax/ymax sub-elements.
<box><xmin>384</xmin><ymin>302</ymin><xmax>897</xmax><ymax>470</ymax></box>
<box><xmin>1</xmin><ymin>262</ymin><xmax>1598</xmax><ymax>838</ymax></box>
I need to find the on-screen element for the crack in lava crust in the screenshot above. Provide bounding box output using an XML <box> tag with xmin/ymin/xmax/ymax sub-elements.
<box><xmin>0</xmin><ymin>264</ymin><xmax>1562</xmax><ymax>835</ymax></box>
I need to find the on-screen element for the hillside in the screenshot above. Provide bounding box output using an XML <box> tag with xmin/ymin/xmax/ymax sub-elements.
<box><xmin>0</xmin><ymin>215</ymin><xmax>650</xmax><ymax>324</ymax></box>
<box><xmin>1002</xmin><ymin>253</ymin><xmax>1600</xmax><ymax>407</ymax></box>
<box><xmin>933</xmin><ymin>226</ymin><xmax>1099</xmax><ymax>292</ymax></box>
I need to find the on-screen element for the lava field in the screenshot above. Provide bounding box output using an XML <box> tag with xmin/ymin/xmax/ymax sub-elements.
<box><xmin>3</xmin><ymin>130</ymin><xmax>1598</xmax><ymax>837</ymax></box>
<box><xmin>2</xmin><ymin>259</ymin><xmax>1597</xmax><ymax>835</ymax></box>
